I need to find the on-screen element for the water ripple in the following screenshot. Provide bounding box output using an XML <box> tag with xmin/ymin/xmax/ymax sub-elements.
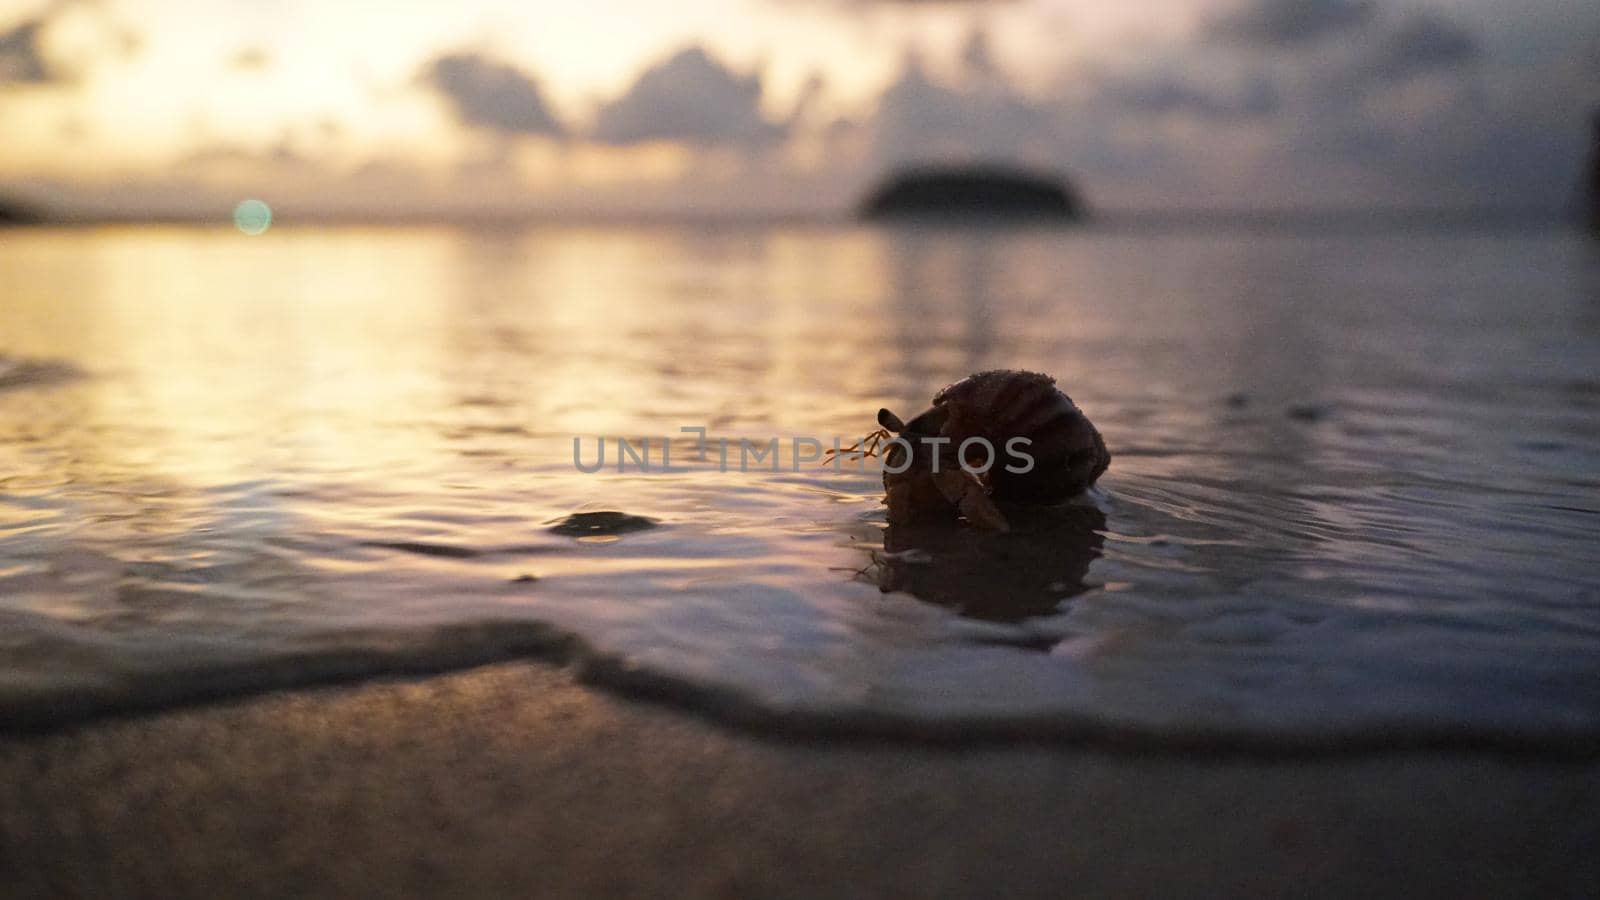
<box><xmin>0</xmin><ymin>226</ymin><xmax>1598</xmax><ymax>749</ymax></box>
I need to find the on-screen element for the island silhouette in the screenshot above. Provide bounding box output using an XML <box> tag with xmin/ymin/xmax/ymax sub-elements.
<box><xmin>859</xmin><ymin>165</ymin><xmax>1084</xmax><ymax>222</ymax></box>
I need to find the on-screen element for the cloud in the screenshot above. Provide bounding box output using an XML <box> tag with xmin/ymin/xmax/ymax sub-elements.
<box><xmin>867</xmin><ymin>45</ymin><xmax>1061</xmax><ymax>167</ymax></box>
<box><xmin>230</xmin><ymin>47</ymin><xmax>270</xmax><ymax>72</ymax></box>
<box><xmin>859</xmin><ymin>26</ymin><xmax>1277</xmax><ymax>179</ymax></box>
<box><xmin>0</xmin><ymin>17</ymin><xmax>58</xmax><ymax>83</ymax></box>
<box><xmin>1092</xmin><ymin>70</ymin><xmax>1280</xmax><ymax>121</ymax></box>
<box><xmin>9</xmin><ymin>0</ymin><xmax>1594</xmax><ymax>217</ymax></box>
<box><xmin>1206</xmin><ymin>1</ymin><xmax>1483</xmax><ymax>86</ymax></box>
<box><xmin>1370</xmin><ymin>15</ymin><xmax>1481</xmax><ymax>82</ymax></box>
<box><xmin>420</xmin><ymin>51</ymin><xmax>564</xmax><ymax>136</ymax></box>
<box><xmin>1209</xmin><ymin>0</ymin><xmax>1374</xmax><ymax>46</ymax></box>
<box><xmin>0</xmin><ymin>0</ymin><xmax>141</xmax><ymax>86</ymax></box>
<box><xmin>959</xmin><ymin>25</ymin><xmax>997</xmax><ymax>76</ymax></box>
<box><xmin>1217</xmin><ymin>9</ymin><xmax>1572</xmax><ymax>207</ymax></box>
<box><xmin>776</xmin><ymin>0</ymin><xmax>1018</xmax><ymax>6</ymax></box>
<box><xmin>591</xmin><ymin>46</ymin><xmax>784</xmax><ymax>146</ymax></box>
<box><xmin>180</xmin><ymin>140</ymin><xmax>313</xmax><ymax>178</ymax></box>
<box><xmin>845</xmin><ymin>12</ymin><xmax>1563</xmax><ymax>211</ymax></box>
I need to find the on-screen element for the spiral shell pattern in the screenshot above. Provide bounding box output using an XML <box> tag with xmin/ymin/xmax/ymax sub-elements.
<box><xmin>907</xmin><ymin>369</ymin><xmax>1110</xmax><ymax>504</ymax></box>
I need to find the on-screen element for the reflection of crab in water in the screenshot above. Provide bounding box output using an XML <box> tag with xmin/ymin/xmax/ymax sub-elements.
<box><xmin>874</xmin><ymin>504</ymin><xmax>1106</xmax><ymax>623</ymax></box>
<box><xmin>832</xmin><ymin>370</ymin><xmax>1110</xmax><ymax>532</ymax></box>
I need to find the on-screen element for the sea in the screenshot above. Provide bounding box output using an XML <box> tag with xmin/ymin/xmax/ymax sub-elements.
<box><xmin>2</xmin><ymin>219</ymin><xmax>1598</xmax><ymax>748</ymax></box>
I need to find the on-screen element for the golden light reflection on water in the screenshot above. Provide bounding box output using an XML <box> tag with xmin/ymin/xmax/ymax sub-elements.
<box><xmin>0</xmin><ymin>222</ymin><xmax>1363</xmax><ymax>623</ymax></box>
<box><xmin>0</xmin><ymin>223</ymin><xmax>1247</xmax><ymax>607</ymax></box>
<box><xmin>3</xmin><ymin>224</ymin><xmax>1599</xmax><ymax>739</ymax></box>
<box><xmin>3</xmin><ymin>226</ymin><xmax>1178</xmax><ymax>454</ymax></box>
<box><xmin>3</xmin><ymin>228</ymin><xmax>458</xmax><ymax>485</ymax></box>
<box><xmin>0</xmin><ymin>221</ymin><xmax>1457</xmax><ymax>563</ymax></box>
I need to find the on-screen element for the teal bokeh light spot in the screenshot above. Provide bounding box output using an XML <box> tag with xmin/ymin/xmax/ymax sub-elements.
<box><xmin>232</xmin><ymin>199</ymin><xmax>272</xmax><ymax>235</ymax></box>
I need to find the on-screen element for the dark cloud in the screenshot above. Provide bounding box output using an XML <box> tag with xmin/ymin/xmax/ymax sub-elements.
<box><xmin>960</xmin><ymin>26</ymin><xmax>996</xmax><ymax>76</ymax></box>
<box><xmin>843</xmin><ymin>12</ymin><xmax>1562</xmax><ymax>210</ymax></box>
<box><xmin>1371</xmin><ymin>15</ymin><xmax>1481</xmax><ymax>82</ymax></box>
<box><xmin>1244</xmin><ymin>10</ymin><xmax>1567</xmax><ymax>207</ymax></box>
<box><xmin>0</xmin><ymin>18</ymin><xmax>57</xmax><ymax>84</ymax></box>
<box><xmin>1209</xmin><ymin>0</ymin><xmax>1374</xmax><ymax>46</ymax></box>
<box><xmin>591</xmin><ymin>46</ymin><xmax>783</xmax><ymax>146</ymax></box>
<box><xmin>420</xmin><ymin>52</ymin><xmax>564</xmax><ymax>136</ymax></box>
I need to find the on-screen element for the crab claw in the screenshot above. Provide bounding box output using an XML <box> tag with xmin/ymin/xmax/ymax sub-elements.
<box><xmin>931</xmin><ymin>467</ymin><xmax>1010</xmax><ymax>532</ymax></box>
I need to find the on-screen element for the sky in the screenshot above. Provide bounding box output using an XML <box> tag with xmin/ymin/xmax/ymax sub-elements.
<box><xmin>0</xmin><ymin>0</ymin><xmax>1596</xmax><ymax>218</ymax></box>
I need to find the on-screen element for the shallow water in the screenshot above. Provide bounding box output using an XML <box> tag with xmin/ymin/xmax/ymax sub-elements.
<box><xmin>2</xmin><ymin>223</ymin><xmax>1598</xmax><ymax>745</ymax></box>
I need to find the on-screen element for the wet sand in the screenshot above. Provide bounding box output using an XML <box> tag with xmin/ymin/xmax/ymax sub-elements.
<box><xmin>1</xmin><ymin>663</ymin><xmax>1596</xmax><ymax>899</ymax></box>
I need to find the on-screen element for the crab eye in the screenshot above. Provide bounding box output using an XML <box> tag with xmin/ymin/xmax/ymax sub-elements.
<box><xmin>878</xmin><ymin>408</ymin><xmax>906</xmax><ymax>432</ymax></box>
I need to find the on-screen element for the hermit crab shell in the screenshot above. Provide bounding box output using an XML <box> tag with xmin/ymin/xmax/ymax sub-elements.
<box><xmin>891</xmin><ymin>370</ymin><xmax>1110</xmax><ymax>505</ymax></box>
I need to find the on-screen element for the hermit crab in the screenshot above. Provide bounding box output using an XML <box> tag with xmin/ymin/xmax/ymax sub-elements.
<box><xmin>831</xmin><ymin>370</ymin><xmax>1110</xmax><ymax>532</ymax></box>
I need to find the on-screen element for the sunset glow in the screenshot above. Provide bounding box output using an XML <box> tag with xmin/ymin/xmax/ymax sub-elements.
<box><xmin>2</xmin><ymin>0</ymin><xmax>1596</xmax><ymax>216</ymax></box>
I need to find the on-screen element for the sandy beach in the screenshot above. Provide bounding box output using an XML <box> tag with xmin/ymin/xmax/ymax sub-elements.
<box><xmin>2</xmin><ymin>662</ymin><xmax>1596</xmax><ymax>899</ymax></box>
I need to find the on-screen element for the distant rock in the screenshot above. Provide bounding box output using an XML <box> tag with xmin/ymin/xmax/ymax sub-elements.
<box><xmin>549</xmin><ymin>511</ymin><xmax>659</xmax><ymax>538</ymax></box>
<box><xmin>1285</xmin><ymin>404</ymin><xmax>1330</xmax><ymax>423</ymax></box>
<box><xmin>0</xmin><ymin>198</ymin><xmax>43</xmax><ymax>226</ymax></box>
<box><xmin>860</xmin><ymin>166</ymin><xmax>1084</xmax><ymax>222</ymax></box>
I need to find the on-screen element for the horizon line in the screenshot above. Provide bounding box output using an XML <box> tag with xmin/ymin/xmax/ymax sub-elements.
<box><xmin>1</xmin><ymin>205</ymin><xmax>1582</xmax><ymax>234</ymax></box>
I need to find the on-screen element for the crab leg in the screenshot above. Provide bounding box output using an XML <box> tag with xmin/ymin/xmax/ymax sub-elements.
<box><xmin>930</xmin><ymin>467</ymin><xmax>1010</xmax><ymax>532</ymax></box>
